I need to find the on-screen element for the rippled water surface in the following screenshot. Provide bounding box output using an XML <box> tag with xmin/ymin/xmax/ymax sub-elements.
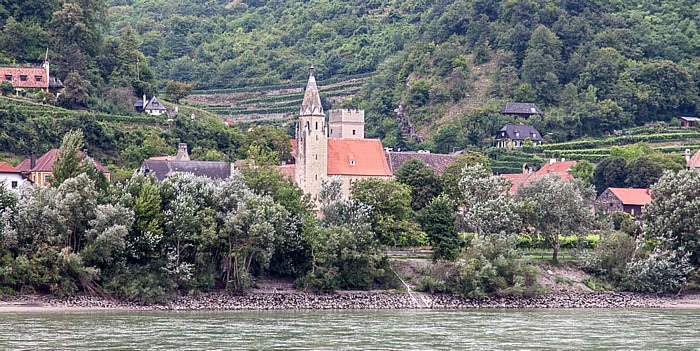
<box><xmin>2</xmin><ymin>309</ymin><xmax>699</xmax><ymax>350</ymax></box>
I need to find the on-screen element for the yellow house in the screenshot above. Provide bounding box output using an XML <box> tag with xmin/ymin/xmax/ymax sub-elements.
<box><xmin>17</xmin><ymin>149</ymin><xmax>111</xmax><ymax>186</ymax></box>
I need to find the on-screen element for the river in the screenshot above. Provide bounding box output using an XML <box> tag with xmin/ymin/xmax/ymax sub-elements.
<box><xmin>1</xmin><ymin>309</ymin><xmax>699</xmax><ymax>350</ymax></box>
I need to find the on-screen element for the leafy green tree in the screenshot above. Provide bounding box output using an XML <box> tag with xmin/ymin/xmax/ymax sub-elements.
<box><xmin>394</xmin><ymin>159</ymin><xmax>442</xmax><ymax>211</ymax></box>
<box><xmin>243</xmin><ymin>125</ymin><xmax>292</xmax><ymax>163</ymax></box>
<box><xmin>351</xmin><ymin>178</ymin><xmax>424</xmax><ymax>247</ymax></box>
<box><xmin>626</xmin><ymin>157</ymin><xmax>663</xmax><ymax>188</ymax></box>
<box><xmin>442</xmin><ymin>152</ymin><xmax>490</xmax><ymax>201</ymax></box>
<box><xmin>58</xmin><ymin>71</ymin><xmax>91</xmax><ymax>109</ymax></box>
<box><xmin>421</xmin><ymin>194</ymin><xmax>459</xmax><ymax>261</ymax></box>
<box><xmin>521</xmin><ymin>25</ymin><xmax>563</xmax><ymax>104</ymax></box>
<box><xmin>516</xmin><ymin>175</ymin><xmax>594</xmax><ymax>262</ymax></box>
<box><xmin>594</xmin><ymin>157</ymin><xmax>628</xmax><ymax>194</ymax></box>
<box><xmin>570</xmin><ymin>160</ymin><xmax>595</xmax><ymax>185</ymax></box>
<box><xmin>52</xmin><ymin>130</ymin><xmax>85</xmax><ymax>186</ymax></box>
<box><xmin>164</xmin><ymin>80</ymin><xmax>193</xmax><ymax>104</ymax></box>
<box><xmin>0</xmin><ymin>80</ymin><xmax>14</xmax><ymax>96</ymax></box>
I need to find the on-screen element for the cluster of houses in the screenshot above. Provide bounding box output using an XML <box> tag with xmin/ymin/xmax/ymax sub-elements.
<box><xmin>3</xmin><ymin>65</ymin><xmax>700</xmax><ymax>226</ymax></box>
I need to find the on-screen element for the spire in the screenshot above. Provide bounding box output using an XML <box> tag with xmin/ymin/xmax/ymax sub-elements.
<box><xmin>300</xmin><ymin>66</ymin><xmax>324</xmax><ymax>116</ymax></box>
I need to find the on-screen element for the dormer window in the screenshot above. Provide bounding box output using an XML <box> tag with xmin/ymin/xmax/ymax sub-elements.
<box><xmin>5</xmin><ymin>75</ymin><xmax>11</xmax><ymax>80</ymax></box>
<box><xmin>153</xmin><ymin>102</ymin><xmax>159</xmax><ymax>106</ymax></box>
<box><xmin>35</xmin><ymin>76</ymin><xmax>42</xmax><ymax>82</ymax></box>
<box><xmin>515</xmin><ymin>132</ymin><xmax>520</xmax><ymax>138</ymax></box>
<box><xmin>531</xmin><ymin>133</ymin><xmax>536</xmax><ymax>138</ymax></box>
<box><xmin>20</xmin><ymin>75</ymin><xmax>27</xmax><ymax>81</ymax></box>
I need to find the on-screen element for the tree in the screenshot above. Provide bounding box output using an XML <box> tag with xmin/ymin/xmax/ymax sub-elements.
<box><xmin>594</xmin><ymin>157</ymin><xmax>628</xmax><ymax>194</ymax></box>
<box><xmin>570</xmin><ymin>160</ymin><xmax>595</xmax><ymax>185</ymax></box>
<box><xmin>394</xmin><ymin>159</ymin><xmax>442</xmax><ymax>211</ymax></box>
<box><xmin>521</xmin><ymin>25</ymin><xmax>563</xmax><ymax>104</ymax></box>
<box><xmin>0</xmin><ymin>80</ymin><xmax>14</xmax><ymax>96</ymax></box>
<box><xmin>351</xmin><ymin>178</ymin><xmax>424</xmax><ymax>247</ymax></box>
<box><xmin>626</xmin><ymin>157</ymin><xmax>663</xmax><ymax>188</ymax></box>
<box><xmin>58</xmin><ymin>71</ymin><xmax>91</xmax><ymax>109</ymax></box>
<box><xmin>421</xmin><ymin>194</ymin><xmax>459</xmax><ymax>261</ymax></box>
<box><xmin>516</xmin><ymin>175</ymin><xmax>594</xmax><ymax>262</ymax></box>
<box><xmin>457</xmin><ymin>164</ymin><xmax>519</xmax><ymax>236</ymax></box>
<box><xmin>441</xmin><ymin>152</ymin><xmax>490</xmax><ymax>201</ymax></box>
<box><xmin>52</xmin><ymin>130</ymin><xmax>85</xmax><ymax>186</ymax></box>
<box><xmin>164</xmin><ymin>80</ymin><xmax>193</xmax><ymax>104</ymax></box>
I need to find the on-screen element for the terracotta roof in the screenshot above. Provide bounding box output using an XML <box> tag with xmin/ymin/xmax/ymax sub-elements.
<box><xmin>500</xmin><ymin>160</ymin><xmax>577</xmax><ymax>194</ymax></box>
<box><xmin>687</xmin><ymin>148</ymin><xmax>700</xmax><ymax>169</ymax></box>
<box><xmin>501</xmin><ymin>102</ymin><xmax>543</xmax><ymax>115</ymax></box>
<box><xmin>327</xmin><ymin>139</ymin><xmax>391</xmax><ymax>176</ymax></box>
<box><xmin>17</xmin><ymin>149</ymin><xmax>110</xmax><ymax>173</ymax></box>
<box><xmin>385</xmin><ymin>151</ymin><xmax>457</xmax><ymax>175</ymax></box>
<box><xmin>0</xmin><ymin>162</ymin><xmax>21</xmax><ymax>173</ymax></box>
<box><xmin>275</xmin><ymin>164</ymin><xmax>296</xmax><ymax>179</ymax></box>
<box><xmin>0</xmin><ymin>67</ymin><xmax>48</xmax><ymax>89</ymax></box>
<box><xmin>607</xmin><ymin>188</ymin><xmax>652</xmax><ymax>206</ymax></box>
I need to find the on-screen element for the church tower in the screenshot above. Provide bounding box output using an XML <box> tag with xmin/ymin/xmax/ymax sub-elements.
<box><xmin>295</xmin><ymin>67</ymin><xmax>327</xmax><ymax>201</ymax></box>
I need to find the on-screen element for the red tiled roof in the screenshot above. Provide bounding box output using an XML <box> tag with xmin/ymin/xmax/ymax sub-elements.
<box><xmin>327</xmin><ymin>139</ymin><xmax>391</xmax><ymax>176</ymax></box>
<box><xmin>500</xmin><ymin>160</ymin><xmax>578</xmax><ymax>194</ymax></box>
<box><xmin>18</xmin><ymin>149</ymin><xmax>110</xmax><ymax>173</ymax></box>
<box><xmin>607</xmin><ymin>188</ymin><xmax>652</xmax><ymax>206</ymax></box>
<box><xmin>0</xmin><ymin>67</ymin><xmax>48</xmax><ymax>89</ymax></box>
<box><xmin>0</xmin><ymin>162</ymin><xmax>21</xmax><ymax>173</ymax></box>
<box><xmin>275</xmin><ymin>164</ymin><xmax>296</xmax><ymax>179</ymax></box>
<box><xmin>687</xmin><ymin>148</ymin><xmax>700</xmax><ymax>169</ymax></box>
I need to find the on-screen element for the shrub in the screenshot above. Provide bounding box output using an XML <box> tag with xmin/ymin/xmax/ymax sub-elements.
<box><xmin>584</xmin><ymin>232</ymin><xmax>636</xmax><ymax>287</ymax></box>
<box><xmin>626</xmin><ymin>247</ymin><xmax>695</xmax><ymax>294</ymax></box>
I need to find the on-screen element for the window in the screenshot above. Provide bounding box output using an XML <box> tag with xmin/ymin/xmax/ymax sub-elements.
<box><xmin>315</xmin><ymin>154</ymin><xmax>317</xmax><ymax>160</ymax></box>
<box><xmin>35</xmin><ymin>76</ymin><xmax>42</xmax><ymax>82</ymax></box>
<box><xmin>349</xmin><ymin>160</ymin><xmax>356</xmax><ymax>165</ymax></box>
<box><xmin>153</xmin><ymin>102</ymin><xmax>159</xmax><ymax>106</ymax></box>
<box><xmin>5</xmin><ymin>75</ymin><xmax>11</xmax><ymax>80</ymax></box>
<box><xmin>315</xmin><ymin>121</ymin><xmax>318</xmax><ymax>130</ymax></box>
<box><xmin>515</xmin><ymin>132</ymin><xmax>520</xmax><ymax>138</ymax></box>
<box><xmin>20</xmin><ymin>75</ymin><xmax>27</xmax><ymax>81</ymax></box>
<box><xmin>11</xmin><ymin>181</ymin><xmax>17</xmax><ymax>189</ymax></box>
<box><xmin>630</xmin><ymin>208</ymin><xmax>635</xmax><ymax>216</ymax></box>
<box><xmin>352</xmin><ymin>129</ymin><xmax>356</xmax><ymax>135</ymax></box>
<box><xmin>43</xmin><ymin>175</ymin><xmax>50</xmax><ymax>184</ymax></box>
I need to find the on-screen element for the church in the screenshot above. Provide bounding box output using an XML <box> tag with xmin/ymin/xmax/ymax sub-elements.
<box><xmin>288</xmin><ymin>67</ymin><xmax>392</xmax><ymax>200</ymax></box>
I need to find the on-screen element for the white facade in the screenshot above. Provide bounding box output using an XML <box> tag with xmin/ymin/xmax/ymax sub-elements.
<box><xmin>0</xmin><ymin>172</ymin><xmax>28</xmax><ymax>192</ymax></box>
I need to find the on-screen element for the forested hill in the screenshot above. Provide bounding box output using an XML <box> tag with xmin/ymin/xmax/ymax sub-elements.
<box><xmin>1</xmin><ymin>0</ymin><xmax>699</xmax><ymax>153</ymax></box>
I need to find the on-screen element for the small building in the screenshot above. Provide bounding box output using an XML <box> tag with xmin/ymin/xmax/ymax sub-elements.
<box><xmin>687</xmin><ymin>148</ymin><xmax>700</xmax><ymax>171</ymax></box>
<box><xmin>0</xmin><ymin>162</ymin><xmax>31</xmax><ymax>191</ymax></box>
<box><xmin>500</xmin><ymin>102</ymin><xmax>543</xmax><ymax>119</ymax></box>
<box><xmin>17</xmin><ymin>149</ymin><xmax>111</xmax><ymax>187</ymax></box>
<box><xmin>680</xmin><ymin>116</ymin><xmax>700</xmax><ymax>127</ymax></box>
<box><xmin>137</xmin><ymin>143</ymin><xmax>232</xmax><ymax>182</ymax></box>
<box><xmin>496</xmin><ymin>124</ymin><xmax>544</xmax><ymax>148</ymax></box>
<box><xmin>595</xmin><ymin>188</ymin><xmax>651</xmax><ymax>218</ymax></box>
<box><xmin>135</xmin><ymin>95</ymin><xmax>168</xmax><ymax>116</ymax></box>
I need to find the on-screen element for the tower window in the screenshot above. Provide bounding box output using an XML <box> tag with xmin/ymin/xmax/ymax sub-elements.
<box><xmin>350</xmin><ymin>160</ymin><xmax>356</xmax><ymax>165</ymax></box>
<box><xmin>315</xmin><ymin>154</ymin><xmax>317</xmax><ymax>160</ymax></box>
<box><xmin>315</xmin><ymin>121</ymin><xmax>318</xmax><ymax>130</ymax></box>
<box><xmin>352</xmin><ymin>129</ymin><xmax>356</xmax><ymax>135</ymax></box>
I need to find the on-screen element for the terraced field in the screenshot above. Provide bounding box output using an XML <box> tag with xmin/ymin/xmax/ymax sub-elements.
<box><xmin>0</xmin><ymin>96</ymin><xmax>160</xmax><ymax>124</ymax></box>
<box><xmin>184</xmin><ymin>74</ymin><xmax>369</xmax><ymax>123</ymax></box>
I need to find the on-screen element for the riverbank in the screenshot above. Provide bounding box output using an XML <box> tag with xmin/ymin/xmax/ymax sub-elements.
<box><xmin>2</xmin><ymin>291</ymin><xmax>698</xmax><ymax>312</ymax></box>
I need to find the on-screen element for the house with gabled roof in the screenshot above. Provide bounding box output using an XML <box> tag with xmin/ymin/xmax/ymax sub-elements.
<box><xmin>680</xmin><ymin>116</ymin><xmax>699</xmax><ymax>128</ymax></box>
<box><xmin>0</xmin><ymin>162</ymin><xmax>30</xmax><ymax>191</ymax></box>
<box><xmin>496</xmin><ymin>124</ymin><xmax>544</xmax><ymax>148</ymax></box>
<box><xmin>500</xmin><ymin>102</ymin><xmax>543</xmax><ymax>119</ymax></box>
<box><xmin>500</xmin><ymin>159</ymin><xmax>577</xmax><ymax>195</ymax></box>
<box><xmin>17</xmin><ymin>149</ymin><xmax>111</xmax><ymax>187</ymax></box>
<box><xmin>686</xmin><ymin>148</ymin><xmax>700</xmax><ymax>171</ymax></box>
<box><xmin>134</xmin><ymin>95</ymin><xmax>168</xmax><ymax>116</ymax></box>
<box><xmin>594</xmin><ymin>187</ymin><xmax>651</xmax><ymax>218</ymax></box>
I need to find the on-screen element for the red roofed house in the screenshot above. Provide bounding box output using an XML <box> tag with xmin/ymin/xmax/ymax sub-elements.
<box><xmin>500</xmin><ymin>159</ymin><xmax>577</xmax><ymax>194</ymax></box>
<box><xmin>594</xmin><ymin>188</ymin><xmax>652</xmax><ymax>218</ymax></box>
<box><xmin>17</xmin><ymin>149</ymin><xmax>111</xmax><ymax>187</ymax></box>
<box><xmin>0</xmin><ymin>162</ymin><xmax>31</xmax><ymax>191</ymax></box>
<box><xmin>687</xmin><ymin>148</ymin><xmax>700</xmax><ymax>172</ymax></box>
<box><xmin>287</xmin><ymin>67</ymin><xmax>392</xmax><ymax>200</ymax></box>
<box><xmin>0</xmin><ymin>59</ymin><xmax>50</xmax><ymax>93</ymax></box>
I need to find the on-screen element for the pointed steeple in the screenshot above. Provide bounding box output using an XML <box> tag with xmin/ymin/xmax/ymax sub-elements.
<box><xmin>300</xmin><ymin>66</ymin><xmax>324</xmax><ymax>116</ymax></box>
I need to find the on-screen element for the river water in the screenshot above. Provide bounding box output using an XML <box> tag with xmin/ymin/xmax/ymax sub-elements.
<box><xmin>1</xmin><ymin>309</ymin><xmax>699</xmax><ymax>350</ymax></box>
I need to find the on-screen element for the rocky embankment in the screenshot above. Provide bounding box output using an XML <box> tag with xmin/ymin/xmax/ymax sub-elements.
<box><xmin>4</xmin><ymin>291</ymin><xmax>683</xmax><ymax>311</ymax></box>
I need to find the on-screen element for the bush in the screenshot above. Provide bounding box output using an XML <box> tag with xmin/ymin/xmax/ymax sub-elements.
<box><xmin>584</xmin><ymin>232</ymin><xmax>636</xmax><ymax>287</ymax></box>
<box><xmin>103</xmin><ymin>265</ymin><xmax>176</xmax><ymax>304</ymax></box>
<box><xmin>626</xmin><ymin>247</ymin><xmax>696</xmax><ymax>294</ymax></box>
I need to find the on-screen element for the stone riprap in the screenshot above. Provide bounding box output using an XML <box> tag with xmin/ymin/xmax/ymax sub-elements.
<box><xmin>6</xmin><ymin>291</ymin><xmax>678</xmax><ymax>311</ymax></box>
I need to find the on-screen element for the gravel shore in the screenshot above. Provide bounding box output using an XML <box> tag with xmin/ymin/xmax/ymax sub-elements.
<box><xmin>2</xmin><ymin>291</ymin><xmax>693</xmax><ymax>312</ymax></box>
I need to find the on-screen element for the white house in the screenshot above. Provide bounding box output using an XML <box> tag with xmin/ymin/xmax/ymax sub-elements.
<box><xmin>0</xmin><ymin>162</ymin><xmax>30</xmax><ymax>191</ymax></box>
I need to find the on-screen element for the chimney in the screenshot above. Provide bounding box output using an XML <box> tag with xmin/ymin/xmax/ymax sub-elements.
<box><xmin>685</xmin><ymin>149</ymin><xmax>691</xmax><ymax>163</ymax></box>
<box><xmin>143</xmin><ymin>94</ymin><xmax>147</xmax><ymax>108</ymax></box>
<box><xmin>30</xmin><ymin>154</ymin><xmax>37</xmax><ymax>169</ymax></box>
<box><xmin>176</xmin><ymin>143</ymin><xmax>190</xmax><ymax>161</ymax></box>
<box><xmin>550</xmin><ymin>158</ymin><xmax>556</xmax><ymax>165</ymax></box>
<box><xmin>646</xmin><ymin>188</ymin><xmax>650</xmax><ymax>195</ymax></box>
<box><xmin>522</xmin><ymin>163</ymin><xmax>527</xmax><ymax>174</ymax></box>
